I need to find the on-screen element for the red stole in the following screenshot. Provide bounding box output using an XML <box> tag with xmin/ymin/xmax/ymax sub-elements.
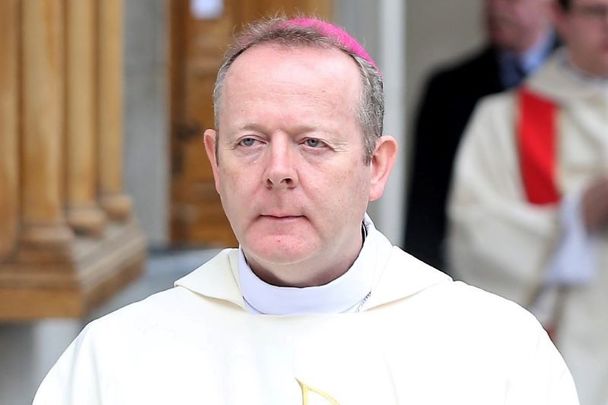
<box><xmin>517</xmin><ymin>87</ymin><xmax>560</xmax><ymax>205</ymax></box>
<box><xmin>517</xmin><ymin>88</ymin><xmax>563</xmax><ymax>342</ymax></box>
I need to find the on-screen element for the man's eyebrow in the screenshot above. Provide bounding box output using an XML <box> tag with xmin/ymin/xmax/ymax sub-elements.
<box><xmin>236</xmin><ymin>123</ymin><xmax>322</xmax><ymax>135</ymax></box>
<box><xmin>235</xmin><ymin>123</ymin><xmax>267</xmax><ymax>133</ymax></box>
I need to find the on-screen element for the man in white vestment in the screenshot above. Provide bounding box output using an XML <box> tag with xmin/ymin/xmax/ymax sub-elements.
<box><xmin>34</xmin><ymin>16</ymin><xmax>578</xmax><ymax>405</ymax></box>
<box><xmin>448</xmin><ymin>0</ymin><xmax>608</xmax><ymax>403</ymax></box>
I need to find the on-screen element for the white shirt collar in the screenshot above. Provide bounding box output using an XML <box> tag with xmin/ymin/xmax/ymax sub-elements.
<box><xmin>520</xmin><ymin>29</ymin><xmax>556</xmax><ymax>73</ymax></box>
<box><xmin>238</xmin><ymin>214</ymin><xmax>377</xmax><ymax>315</ymax></box>
<box><xmin>498</xmin><ymin>29</ymin><xmax>555</xmax><ymax>87</ymax></box>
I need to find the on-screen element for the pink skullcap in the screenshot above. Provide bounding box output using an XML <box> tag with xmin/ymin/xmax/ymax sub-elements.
<box><xmin>284</xmin><ymin>17</ymin><xmax>380</xmax><ymax>74</ymax></box>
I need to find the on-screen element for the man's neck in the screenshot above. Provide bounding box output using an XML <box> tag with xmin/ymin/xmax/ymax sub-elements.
<box><xmin>237</xmin><ymin>217</ymin><xmax>376</xmax><ymax>315</ymax></box>
<box><xmin>513</xmin><ymin>24</ymin><xmax>553</xmax><ymax>57</ymax></box>
<box><xmin>563</xmin><ymin>50</ymin><xmax>608</xmax><ymax>81</ymax></box>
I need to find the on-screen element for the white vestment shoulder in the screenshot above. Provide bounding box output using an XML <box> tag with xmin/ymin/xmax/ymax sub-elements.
<box><xmin>448</xmin><ymin>49</ymin><xmax>608</xmax><ymax>405</ymax></box>
<box><xmin>34</xmin><ymin>227</ymin><xmax>578</xmax><ymax>404</ymax></box>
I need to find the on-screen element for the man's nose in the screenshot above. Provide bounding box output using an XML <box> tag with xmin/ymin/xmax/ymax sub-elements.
<box><xmin>263</xmin><ymin>140</ymin><xmax>299</xmax><ymax>189</ymax></box>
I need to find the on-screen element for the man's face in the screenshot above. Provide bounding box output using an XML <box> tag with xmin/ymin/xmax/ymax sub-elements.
<box><xmin>484</xmin><ymin>0</ymin><xmax>551</xmax><ymax>53</ymax></box>
<box><xmin>204</xmin><ymin>44</ymin><xmax>392</xmax><ymax>287</ymax></box>
<box><xmin>554</xmin><ymin>0</ymin><xmax>608</xmax><ymax>76</ymax></box>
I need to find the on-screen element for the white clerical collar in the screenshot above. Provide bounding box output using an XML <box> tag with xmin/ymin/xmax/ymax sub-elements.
<box><xmin>238</xmin><ymin>214</ymin><xmax>377</xmax><ymax>315</ymax></box>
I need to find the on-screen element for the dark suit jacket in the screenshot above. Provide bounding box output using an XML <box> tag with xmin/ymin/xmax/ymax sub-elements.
<box><xmin>404</xmin><ymin>46</ymin><xmax>513</xmax><ymax>272</ymax></box>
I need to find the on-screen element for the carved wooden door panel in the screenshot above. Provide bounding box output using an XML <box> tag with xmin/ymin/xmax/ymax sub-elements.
<box><xmin>170</xmin><ymin>0</ymin><xmax>332</xmax><ymax>247</ymax></box>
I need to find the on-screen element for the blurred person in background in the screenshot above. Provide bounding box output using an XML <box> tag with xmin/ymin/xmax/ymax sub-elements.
<box><xmin>405</xmin><ymin>0</ymin><xmax>558</xmax><ymax>272</ymax></box>
<box><xmin>449</xmin><ymin>0</ymin><xmax>608</xmax><ymax>403</ymax></box>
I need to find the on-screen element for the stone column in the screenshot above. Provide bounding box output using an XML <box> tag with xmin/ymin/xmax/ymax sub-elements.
<box><xmin>65</xmin><ymin>0</ymin><xmax>106</xmax><ymax>236</ymax></box>
<box><xmin>0</xmin><ymin>0</ymin><xmax>18</xmax><ymax>260</ymax></box>
<box><xmin>20</xmin><ymin>0</ymin><xmax>73</xmax><ymax>252</ymax></box>
<box><xmin>98</xmin><ymin>0</ymin><xmax>132</xmax><ymax>221</ymax></box>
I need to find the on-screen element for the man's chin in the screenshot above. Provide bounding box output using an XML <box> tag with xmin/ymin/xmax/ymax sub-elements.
<box><xmin>243</xmin><ymin>239</ymin><xmax>317</xmax><ymax>268</ymax></box>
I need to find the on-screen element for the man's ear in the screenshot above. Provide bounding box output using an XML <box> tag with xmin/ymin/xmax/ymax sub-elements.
<box><xmin>369</xmin><ymin>135</ymin><xmax>398</xmax><ymax>202</ymax></box>
<box><xmin>203</xmin><ymin>129</ymin><xmax>221</xmax><ymax>193</ymax></box>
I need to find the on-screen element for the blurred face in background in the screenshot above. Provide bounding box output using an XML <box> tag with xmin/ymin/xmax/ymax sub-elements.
<box><xmin>554</xmin><ymin>0</ymin><xmax>608</xmax><ymax>76</ymax></box>
<box><xmin>484</xmin><ymin>0</ymin><xmax>552</xmax><ymax>53</ymax></box>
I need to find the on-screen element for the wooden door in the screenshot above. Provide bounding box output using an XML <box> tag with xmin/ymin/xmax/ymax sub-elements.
<box><xmin>169</xmin><ymin>0</ymin><xmax>332</xmax><ymax>247</ymax></box>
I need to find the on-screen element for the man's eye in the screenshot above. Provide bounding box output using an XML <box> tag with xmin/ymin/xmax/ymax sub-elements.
<box><xmin>304</xmin><ymin>138</ymin><xmax>324</xmax><ymax>148</ymax></box>
<box><xmin>238</xmin><ymin>137</ymin><xmax>257</xmax><ymax>147</ymax></box>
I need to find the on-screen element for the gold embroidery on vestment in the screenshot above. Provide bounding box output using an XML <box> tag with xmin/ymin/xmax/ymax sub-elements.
<box><xmin>297</xmin><ymin>379</ymin><xmax>340</xmax><ymax>405</ymax></box>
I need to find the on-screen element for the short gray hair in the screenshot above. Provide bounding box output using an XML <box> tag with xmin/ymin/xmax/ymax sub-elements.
<box><xmin>212</xmin><ymin>16</ymin><xmax>384</xmax><ymax>164</ymax></box>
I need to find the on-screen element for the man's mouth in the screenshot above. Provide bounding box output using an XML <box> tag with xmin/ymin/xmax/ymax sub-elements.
<box><xmin>261</xmin><ymin>214</ymin><xmax>303</xmax><ymax>219</ymax></box>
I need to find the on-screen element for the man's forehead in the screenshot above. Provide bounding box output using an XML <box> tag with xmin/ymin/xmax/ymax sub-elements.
<box><xmin>218</xmin><ymin>45</ymin><xmax>362</xmax><ymax>130</ymax></box>
<box><xmin>225</xmin><ymin>43</ymin><xmax>360</xmax><ymax>86</ymax></box>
